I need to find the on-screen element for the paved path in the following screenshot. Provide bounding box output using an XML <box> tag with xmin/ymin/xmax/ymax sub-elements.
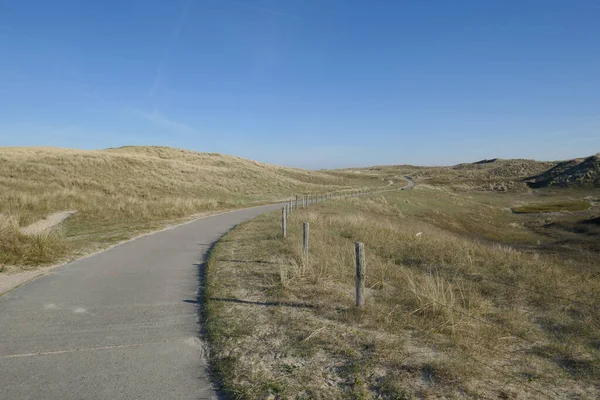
<box><xmin>0</xmin><ymin>203</ymin><xmax>282</xmax><ymax>400</ymax></box>
<box><xmin>402</xmin><ymin>176</ymin><xmax>415</xmax><ymax>189</ymax></box>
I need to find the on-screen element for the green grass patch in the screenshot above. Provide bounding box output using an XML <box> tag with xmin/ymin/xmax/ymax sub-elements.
<box><xmin>511</xmin><ymin>200</ymin><xmax>591</xmax><ymax>214</ymax></box>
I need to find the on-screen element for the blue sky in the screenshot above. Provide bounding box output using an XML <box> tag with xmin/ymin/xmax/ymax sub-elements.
<box><xmin>1</xmin><ymin>0</ymin><xmax>599</xmax><ymax>168</ymax></box>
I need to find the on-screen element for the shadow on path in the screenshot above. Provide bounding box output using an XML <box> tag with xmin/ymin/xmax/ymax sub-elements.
<box><xmin>216</xmin><ymin>259</ymin><xmax>279</xmax><ymax>265</ymax></box>
<box><xmin>185</xmin><ymin>298</ymin><xmax>315</xmax><ymax>309</ymax></box>
<box><xmin>191</xmin><ymin>241</ymin><xmax>230</xmax><ymax>400</ymax></box>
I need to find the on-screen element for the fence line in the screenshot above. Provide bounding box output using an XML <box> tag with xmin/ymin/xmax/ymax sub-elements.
<box><xmin>282</xmin><ymin>180</ymin><xmax>589</xmax><ymax>327</ymax></box>
<box><xmin>293</xmin><ymin>176</ymin><xmax>412</xmax><ymax>207</ymax></box>
<box><xmin>274</xmin><ymin>179</ymin><xmax>587</xmax><ymax>397</ymax></box>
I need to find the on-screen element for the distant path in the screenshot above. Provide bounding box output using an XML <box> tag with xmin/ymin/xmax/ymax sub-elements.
<box><xmin>403</xmin><ymin>176</ymin><xmax>415</xmax><ymax>189</ymax></box>
<box><xmin>20</xmin><ymin>210</ymin><xmax>77</xmax><ymax>235</ymax></box>
<box><xmin>0</xmin><ymin>203</ymin><xmax>282</xmax><ymax>400</ymax></box>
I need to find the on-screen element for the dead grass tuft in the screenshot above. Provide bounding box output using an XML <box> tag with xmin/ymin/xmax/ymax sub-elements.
<box><xmin>0</xmin><ymin>212</ymin><xmax>68</xmax><ymax>266</ymax></box>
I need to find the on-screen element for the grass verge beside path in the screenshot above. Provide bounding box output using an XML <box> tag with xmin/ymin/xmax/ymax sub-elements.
<box><xmin>205</xmin><ymin>187</ymin><xmax>599</xmax><ymax>399</ymax></box>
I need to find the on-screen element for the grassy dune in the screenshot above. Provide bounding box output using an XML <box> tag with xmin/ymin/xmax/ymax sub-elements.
<box><xmin>0</xmin><ymin>146</ymin><xmax>380</xmax><ymax>269</ymax></box>
<box><xmin>206</xmin><ymin>186</ymin><xmax>599</xmax><ymax>399</ymax></box>
<box><xmin>345</xmin><ymin>158</ymin><xmax>557</xmax><ymax>191</ymax></box>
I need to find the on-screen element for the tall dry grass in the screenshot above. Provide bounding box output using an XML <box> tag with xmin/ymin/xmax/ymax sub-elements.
<box><xmin>206</xmin><ymin>186</ymin><xmax>599</xmax><ymax>399</ymax></box>
<box><xmin>0</xmin><ymin>213</ymin><xmax>68</xmax><ymax>268</ymax></box>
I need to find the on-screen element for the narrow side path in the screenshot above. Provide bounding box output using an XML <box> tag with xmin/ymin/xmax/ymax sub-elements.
<box><xmin>20</xmin><ymin>210</ymin><xmax>77</xmax><ymax>235</ymax></box>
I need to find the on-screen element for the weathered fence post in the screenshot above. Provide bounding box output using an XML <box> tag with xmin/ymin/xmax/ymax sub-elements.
<box><xmin>355</xmin><ymin>242</ymin><xmax>365</xmax><ymax>307</ymax></box>
<box><xmin>302</xmin><ymin>222</ymin><xmax>309</xmax><ymax>266</ymax></box>
<box><xmin>282</xmin><ymin>206</ymin><xmax>287</xmax><ymax>238</ymax></box>
<box><xmin>295</xmin><ymin>195</ymin><xmax>299</xmax><ymax>210</ymax></box>
<box><xmin>289</xmin><ymin>199</ymin><xmax>293</xmax><ymax>213</ymax></box>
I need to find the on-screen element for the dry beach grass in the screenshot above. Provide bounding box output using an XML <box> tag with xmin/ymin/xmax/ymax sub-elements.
<box><xmin>2</xmin><ymin>145</ymin><xmax>598</xmax><ymax>397</ymax></box>
<box><xmin>206</xmin><ymin>185</ymin><xmax>599</xmax><ymax>399</ymax></box>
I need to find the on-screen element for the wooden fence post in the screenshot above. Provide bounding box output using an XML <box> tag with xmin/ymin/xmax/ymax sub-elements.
<box><xmin>295</xmin><ymin>195</ymin><xmax>299</xmax><ymax>210</ymax></box>
<box><xmin>303</xmin><ymin>222</ymin><xmax>309</xmax><ymax>266</ymax></box>
<box><xmin>282</xmin><ymin>206</ymin><xmax>287</xmax><ymax>238</ymax></box>
<box><xmin>355</xmin><ymin>242</ymin><xmax>365</xmax><ymax>307</ymax></box>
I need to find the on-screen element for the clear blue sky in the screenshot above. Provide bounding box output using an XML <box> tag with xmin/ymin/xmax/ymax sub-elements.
<box><xmin>1</xmin><ymin>0</ymin><xmax>599</xmax><ymax>168</ymax></box>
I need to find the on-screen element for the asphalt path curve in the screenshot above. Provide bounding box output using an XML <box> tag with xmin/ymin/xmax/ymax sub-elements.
<box><xmin>0</xmin><ymin>178</ymin><xmax>414</xmax><ymax>400</ymax></box>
